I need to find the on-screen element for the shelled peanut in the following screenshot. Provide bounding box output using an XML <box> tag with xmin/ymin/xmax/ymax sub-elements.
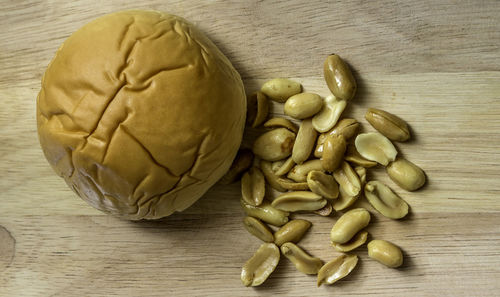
<box><xmin>229</xmin><ymin>54</ymin><xmax>426</xmax><ymax>287</ymax></box>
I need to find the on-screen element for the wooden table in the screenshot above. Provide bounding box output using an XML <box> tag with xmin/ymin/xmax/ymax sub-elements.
<box><xmin>1</xmin><ymin>1</ymin><xmax>499</xmax><ymax>296</ymax></box>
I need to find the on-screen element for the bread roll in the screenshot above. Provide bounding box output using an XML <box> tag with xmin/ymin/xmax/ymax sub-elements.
<box><xmin>36</xmin><ymin>10</ymin><xmax>246</xmax><ymax>219</ymax></box>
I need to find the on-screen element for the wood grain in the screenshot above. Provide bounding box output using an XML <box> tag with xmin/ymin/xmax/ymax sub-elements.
<box><xmin>2</xmin><ymin>0</ymin><xmax>500</xmax><ymax>87</ymax></box>
<box><xmin>1</xmin><ymin>210</ymin><xmax>500</xmax><ymax>296</ymax></box>
<box><xmin>1</xmin><ymin>1</ymin><xmax>499</xmax><ymax>296</ymax></box>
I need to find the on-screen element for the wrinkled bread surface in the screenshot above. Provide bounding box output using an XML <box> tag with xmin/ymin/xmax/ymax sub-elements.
<box><xmin>37</xmin><ymin>10</ymin><xmax>246</xmax><ymax>219</ymax></box>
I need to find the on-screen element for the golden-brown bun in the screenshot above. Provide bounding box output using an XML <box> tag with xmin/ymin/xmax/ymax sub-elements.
<box><xmin>36</xmin><ymin>10</ymin><xmax>246</xmax><ymax>220</ymax></box>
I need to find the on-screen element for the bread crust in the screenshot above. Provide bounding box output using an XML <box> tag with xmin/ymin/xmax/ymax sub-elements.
<box><xmin>36</xmin><ymin>10</ymin><xmax>246</xmax><ymax>219</ymax></box>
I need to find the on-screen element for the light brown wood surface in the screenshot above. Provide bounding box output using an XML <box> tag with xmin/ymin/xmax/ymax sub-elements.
<box><xmin>1</xmin><ymin>1</ymin><xmax>500</xmax><ymax>296</ymax></box>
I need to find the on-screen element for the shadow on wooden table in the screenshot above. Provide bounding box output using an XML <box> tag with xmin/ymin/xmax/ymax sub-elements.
<box><xmin>125</xmin><ymin>181</ymin><xmax>243</xmax><ymax>229</ymax></box>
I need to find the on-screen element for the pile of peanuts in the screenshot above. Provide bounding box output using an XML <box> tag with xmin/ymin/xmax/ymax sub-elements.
<box><xmin>220</xmin><ymin>54</ymin><xmax>426</xmax><ymax>287</ymax></box>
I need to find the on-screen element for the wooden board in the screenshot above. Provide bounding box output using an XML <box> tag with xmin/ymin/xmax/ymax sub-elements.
<box><xmin>1</xmin><ymin>1</ymin><xmax>500</xmax><ymax>296</ymax></box>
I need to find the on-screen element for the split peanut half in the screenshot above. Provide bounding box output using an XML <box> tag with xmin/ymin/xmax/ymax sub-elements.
<box><xmin>331</xmin><ymin>231</ymin><xmax>368</xmax><ymax>252</ymax></box>
<box><xmin>253</xmin><ymin>128</ymin><xmax>296</xmax><ymax>161</ymax></box>
<box><xmin>323</xmin><ymin>54</ymin><xmax>357</xmax><ymax>101</ymax></box>
<box><xmin>263</xmin><ymin>117</ymin><xmax>299</xmax><ymax>134</ymax></box>
<box><xmin>344</xmin><ymin>144</ymin><xmax>378</xmax><ymax>168</ymax></box>
<box><xmin>274</xmin><ymin>219</ymin><xmax>312</xmax><ymax>246</ymax></box>
<box><xmin>281</xmin><ymin>242</ymin><xmax>323</xmax><ymax>275</ymax></box>
<box><xmin>276</xmin><ymin>177</ymin><xmax>309</xmax><ymax>191</ymax></box>
<box><xmin>252</xmin><ymin>91</ymin><xmax>270</xmax><ymax>127</ymax></box>
<box><xmin>292</xmin><ymin>118</ymin><xmax>318</xmax><ymax>164</ymax></box>
<box><xmin>386</xmin><ymin>158</ymin><xmax>426</xmax><ymax>191</ymax></box>
<box><xmin>314</xmin><ymin>201</ymin><xmax>334</xmax><ymax>217</ymax></box>
<box><xmin>314</xmin><ymin>118</ymin><xmax>359</xmax><ymax>157</ymax></box>
<box><xmin>333</xmin><ymin>161</ymin><xmax>362</xmax><ymax>198</ymax></box>
<box><xmin>321</xmin><ymin>134</ymin><xmax>346</xmax><ymax>172</ymax></box>
<box><xmin>330</xmin><ymin>208</ymin><xmax>371</xmax><ymax>244</ymax></box>
<box><xmin>332</xmin><ymin>186</ymin><xmax>359</xmax><ymax>211</ymax></box>
<box><xmin>241</xmin><ymin>199</ymin><xmax>289</xmax><ymax>227</ymax></box>
<box><xmin>241</xmin><ymin>167</ymin><xmax>266</xmax><ymax>206</ymax></box>
<box><xmin>241</xmin><ymin>243</ymin><xmax>280</xmax><ymax>286</ymax></box>
<box><xmin>287</xmin><ymin>159</ymin><xmax>324</xmax><ymax>182</ymax></box>
<box><xmin>243</xmin><ymin>216</ymin><xmax>274</xmax><ymax>243</ymax></box>
<box><xmin>367</xmin><ymin>239</ymin><xmax>403</xmax><ymax>268</ymax></box>
<box><xmin>364</xmin><ymin>181</ymin><xmax>409</xmax><ymax>219</ymax></box>
<box><xmin>365</xmin><ymin>108</ymin><xmax>410</xmax><ymax>142</ymax></box>
<box><xmin>284</xmin><ymin>92</ymin><xmax>323</xmax><ymax>119</ymax></box>
<box><xmin>317</xmin><ymin>254</ymin><xmax>358</xmax><ymax>286</ymax></box>
<box><xmin>355</xmin><ymin>132</ymin><xmax>397</xmax><ymax>166</ymax></box>
<box><xmin>261</xmin><ymin>78</ymin><xmax>302</xmax><ymax>103</ymax></box>
<box><xmin>271</xmin><ymin>191</ymin><xmax>327</xmax><ymax>212</ymax></box>
<box><xmin>312</xmin><ymin>95</ymin><xmax>347</xmax><ymax>133</ymax></box>
<box><xmin>260</xmin><ymin>160</ymin><xmax>286</xmax><ymax>192</ymax></box>
<box><xmin>273</xmin><ymin>156</ymin><xmax>296</xmax><ymax>176</ymax></box>
<box><xmin>307</xmin><ymin>170</ymin><xmax>339</xmax><ymax>199</ymax></box>
<box><xmin>271</xmin><ymin>159</ymin><xmax>286</xmax><ymax>172</ymax></box>
<box><xmin>354</xmin><ymin>166</ymin><xmax>367</xmax><ymax>185</ymax></box>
